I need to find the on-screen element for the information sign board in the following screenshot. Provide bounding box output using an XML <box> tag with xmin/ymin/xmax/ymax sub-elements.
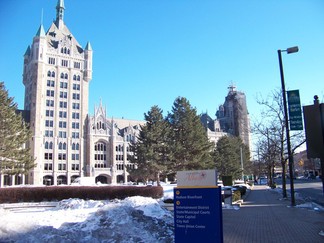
<box><xmin>174</xmin><ymin>187</ymin><xmax>223</xmax><ymax>243</ymax></box>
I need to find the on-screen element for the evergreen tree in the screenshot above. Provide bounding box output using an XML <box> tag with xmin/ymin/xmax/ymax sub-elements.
<box><xmin>167</xmin><ymin>97</ymin><xmax>214</xmax><ymax>173</ymax></box>
<box><xmin>129</xmin><ymin>106</ymin><xmax>171</xmax><ymax>185</ymax></box>
<box><xmin>0</xmin><ymin>82</ymin><xmax>35</xmax><ymax>177</ymax></box>
<box><xmin>213</xmin><ymin>136</ymin><xmax>250</xmax><ymax>179</ymax></box>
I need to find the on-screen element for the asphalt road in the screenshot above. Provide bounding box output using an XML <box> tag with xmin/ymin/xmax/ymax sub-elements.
<box><xmin>276</xmin><ymin>178</ymin><xmax>324</xmax><ymax>207</ymax></box>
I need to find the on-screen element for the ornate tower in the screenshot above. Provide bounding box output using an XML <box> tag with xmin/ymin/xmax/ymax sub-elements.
<box><xmin>22</xmin><ymin>0</ymin><xmax>93</xmax><ymax>185</ymax></box>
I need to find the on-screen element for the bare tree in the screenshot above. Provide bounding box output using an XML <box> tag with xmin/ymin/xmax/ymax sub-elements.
<box><xmin>253</xmin><ymin>89</ymin><xmax>305</xmax><ymax>198</ymax></box>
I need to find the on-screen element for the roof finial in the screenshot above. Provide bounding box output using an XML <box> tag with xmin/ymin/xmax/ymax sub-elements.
<box><xmin>41</xmin><ymin>8</ymin><xmax>43</xmax><ymax>25</ymax></box>
<box><xmin>228</xmin><ymin>81</ymin><xmax>237</xmax><ymax>93</ymax></box>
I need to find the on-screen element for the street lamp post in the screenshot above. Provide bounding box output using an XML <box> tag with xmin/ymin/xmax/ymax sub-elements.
<box><xmin>277</xmin><ymin>46</ymin><xmax>299</xmax><ymax>206</ymax></box>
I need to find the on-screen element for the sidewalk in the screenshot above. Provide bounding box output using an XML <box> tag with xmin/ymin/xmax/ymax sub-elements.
<box><xmin>222</xmin><ymin>185</ymin><xmax>324</xmax><ymax>243</ymax></box>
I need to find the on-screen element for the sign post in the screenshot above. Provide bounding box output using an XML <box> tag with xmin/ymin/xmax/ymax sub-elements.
<box><xmin>174</xmin><ymin>170</ymin><xmax>223</xmax><ymax>243</ymax></box>
<box><xmin>287</xmin><ymin>90</ymin><xmax>303</xmax><ymax>130</ymax></box>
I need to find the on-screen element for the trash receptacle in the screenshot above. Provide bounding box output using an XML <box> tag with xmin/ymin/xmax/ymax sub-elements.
<box><xmin>223</xmin><ymin>187</ymin><xmax>232</xmax><ymax>205</ymax></box>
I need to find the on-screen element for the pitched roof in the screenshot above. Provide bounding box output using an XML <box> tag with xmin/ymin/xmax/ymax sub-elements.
<box><xmin>35</xmin><ymin>24</ymin><xmax>46</xmax><ymax>37</ymax></box>
<box><xmin>85</xmin><ymin>41</ymin><xmax>92</xmax><ymax>51</ymax></box>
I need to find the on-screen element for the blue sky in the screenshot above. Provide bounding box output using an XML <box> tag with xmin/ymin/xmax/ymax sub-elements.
<box><xmin>0</xmin><ymin>0</ymin><xmax>324</xmax><ymax>125</ymax></box>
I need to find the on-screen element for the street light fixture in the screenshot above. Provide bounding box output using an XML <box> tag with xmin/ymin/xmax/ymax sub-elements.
<box><xmin>277</xmin><ymin>46</ymin><xmax>299</xmax><ymax>206</ymax></box>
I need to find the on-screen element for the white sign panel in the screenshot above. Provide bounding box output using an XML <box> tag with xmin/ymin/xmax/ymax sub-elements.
<box><xmin>177</xmin><ymin>169</ymin><xmax>217</xmax><ymax>187</ymax></box>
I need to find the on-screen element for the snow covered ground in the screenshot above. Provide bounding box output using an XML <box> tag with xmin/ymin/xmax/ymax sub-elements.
<box><xmin>0</xmin><ymin>184</ymin><xmax>177</xmax><ymax>243</ymax></box>
<box><xmin>0</xmin><ymin>184</ymin><xmax>322</xmax><ymax>242</ymax></box>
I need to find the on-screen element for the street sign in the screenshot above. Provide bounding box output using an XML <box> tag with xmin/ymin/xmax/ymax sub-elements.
<box><xmin>287</xmin><ymin>90</ymin><xmax>303</xmax><ymax>130</ymax></box>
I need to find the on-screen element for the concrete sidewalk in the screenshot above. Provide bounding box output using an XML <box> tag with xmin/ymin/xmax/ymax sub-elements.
<box><xmin>222</xmin><ymin>185</ymin><xmax>324</xmax><ymax>243</ymax></box>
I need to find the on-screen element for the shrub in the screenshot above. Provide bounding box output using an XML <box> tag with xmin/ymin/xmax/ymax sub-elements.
<box><xmin>0</xmin><ymin>186</ymin><xmax>163</xmax><ymax>203</ymax></box>
<box><xmin>270</xmin><ymin>183</ymin><xmax>277</xmax><ymax>189</ymax></box>
<box><xmin>232</xmin><ymin>190</ymin><xmax>241</xmax><ymax>202</ymax></box>
<box><xmin>233</xmin><ymin>185</ymin><xmax>246</xmax><ymax>196</ymax></box>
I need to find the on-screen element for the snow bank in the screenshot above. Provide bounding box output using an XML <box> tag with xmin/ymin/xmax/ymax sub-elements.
<box><xmin>0</xmin><ymin>196</ymin><xmax>174</xmax><ymax>243</ymax></box>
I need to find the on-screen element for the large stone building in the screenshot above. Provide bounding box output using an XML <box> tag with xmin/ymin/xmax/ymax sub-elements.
<box><xmin>201</xmin><ymin>85</ymin><xmax>251</xmax><ymax>149</ymax></box>
<box><xmin>0</xmin><ymin>0</ymin><xmax>144</xmax><ymax>187</ymax></box>
<box><xmin>0</xmin><ymin>1</ymin><xmax>250</xmax><ymax>187</ymax></box>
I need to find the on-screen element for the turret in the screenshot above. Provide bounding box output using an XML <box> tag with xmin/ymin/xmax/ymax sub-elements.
<box><xmin>84</xmin><ymin>41</ymin><xmax>93</xmax><ymax>82</ymax></box>
<box><xmin>32</xmin><ymin>24</ymin><xmax>46</xmax><ymax>62</ymax></box>
<box><xmin>55</xmin><ymin>0</ymin><xmax>65</xmax><ymax>29</ymax></box>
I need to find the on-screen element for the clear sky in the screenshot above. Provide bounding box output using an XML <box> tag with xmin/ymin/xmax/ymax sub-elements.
<box><xmin>1</xmin><ymin>0</ymin><xmax>324</xmax><ymax>125</ymax></box>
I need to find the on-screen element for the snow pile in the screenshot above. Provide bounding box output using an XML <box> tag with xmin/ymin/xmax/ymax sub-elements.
<box><xmin>58</xmin><ymin>198</ymin><xmax>104</xmax><ymax>209</ymax></box>
<box><xmin>122</xmin><ymin>196</ymin><xmax>170</xmax><ymax>219</ymax></box>
<box><xmin>295</xmin><ymin>202</ymin><xmax>324</xmax><ymax>211</ymax></box>
<box><xmin>0</xmin><ymin>197</ymin><xmax>174</xmax><ymax>243</ymax></box>
<box><xmin>272</xmin><ymin>186</ymin><xmax>324</xmax><ymax>212</ymax></box>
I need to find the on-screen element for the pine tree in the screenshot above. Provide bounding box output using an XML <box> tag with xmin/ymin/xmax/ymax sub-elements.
<box><xmin>167</xmin><ymin>97</ymin><xmax>214</xmax><ymax>173</ymax></box>
<box><xmin>213</xmin><ymin>136</ymin><xmax>250</xmax><ymax>179</ymax></box>
<box><xmin>0</xmin><ymin>82</ymin><xmax>35</xmax><ymax>178</ymax></box>
<box><xmin>129</xmin><ymin>106</ymin><xmax>171</xmax><ymax>185</ymax></box>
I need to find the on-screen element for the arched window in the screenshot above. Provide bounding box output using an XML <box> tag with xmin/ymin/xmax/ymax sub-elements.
<box><xmin>47</xmin><ymin>71</ymin><xmax>51</xmax><ymax>77</ymax></box>
<box><xmin>72</xmin><ymin>143</ymin><xmax>75</xmax><ymax>150</ymax></box>
<box><xmin>59</xmin><ymin>142</ymin><xmax>62</xmax><ymax>150</ymax></box>
<box><xmin>60</xmin><ymin>73</ymin><xmax>64</xmax><ymax>79</ymax></box>
<box><xmin>76</xmin><ymin>143</ymin><xmax>79</xmax><ymax>150</ymax></box>
<box><xmin>67</xmin><ymin>49</ymin><xmax>70</xmax><ymax>55</ymax></box>
<box><xmin>64</xmin><ymin>73</ymin><xmax>68</xmax><ymax>79</ymax></box>
<box><xmin>94</xmin><ymin>144</ymin><xmax>97</xmax><ymax>151</ymax></box>
<box><xmin>77</xmin><ymin>75</ymin><xmax>80</xmax><ymax>81</ymax></box>
<box><xmin>51</xmin><ymin>71</ymin><xmax>55</xmax><ymax>77</ymax></box>
<box><xmin>64</xmin><ymin>47</ymin><xmax>67</xmax><ymax>54</ymax></box>
<box><xmin>49</xmin><ymin>142</ymin><xmax>53</xmax><ymax>149</ymax></box>
<box><xmin>63</xmin><ymin>142</ymin><xmax>67</xmax><ymax>150</ymax></box>
<box><xmin>73</xmin><ymin>75</ymin><xmax>76</xmax><ymax>80</ymax></box>
<box><xmin>61</xmin><ymin>47</ymin><xmax>64</xmax><ymax>53</ymax></box>
<box><xmin>45</xmin><ymin>141</ymin><xmax>49</xmax><ymax>149</ymax></box>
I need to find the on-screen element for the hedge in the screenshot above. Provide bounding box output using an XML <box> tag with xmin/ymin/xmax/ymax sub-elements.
<box><xmin>0</xmin><ymin>186</ymin><xmax>163</xmax><ymax>203</ymax></box>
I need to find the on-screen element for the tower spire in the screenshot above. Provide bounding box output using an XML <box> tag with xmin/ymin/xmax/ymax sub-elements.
<box><xmin>55</xmin><ymin>0</ymin><xmax>65</xmax><ymax>29</ymax></box>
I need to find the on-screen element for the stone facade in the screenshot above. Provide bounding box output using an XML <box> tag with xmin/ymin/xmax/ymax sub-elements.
<box><xmin>201</xmin><ymin>85</ymin><xmax>251</xmax><ymax>149</ymax></box>
<box><xmin>15</xmin><ymin>0</ymin><xmax>144</xmax><ymax>186</ymax></box>
<box><xmin>86</xmin><ymin>103</ymin><xmax>144</xmax><ymax>184</ymax></box>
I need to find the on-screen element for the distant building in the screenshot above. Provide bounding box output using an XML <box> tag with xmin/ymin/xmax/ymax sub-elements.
<box><xmin>201</xmin><ymin>85</ymin><xmax>251</xmax><ymax>149</ymax></box>
<box><xmin>200</xmin><ymin>113</ymin><xmax>228</xmax><ymax>145</ymax></box>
